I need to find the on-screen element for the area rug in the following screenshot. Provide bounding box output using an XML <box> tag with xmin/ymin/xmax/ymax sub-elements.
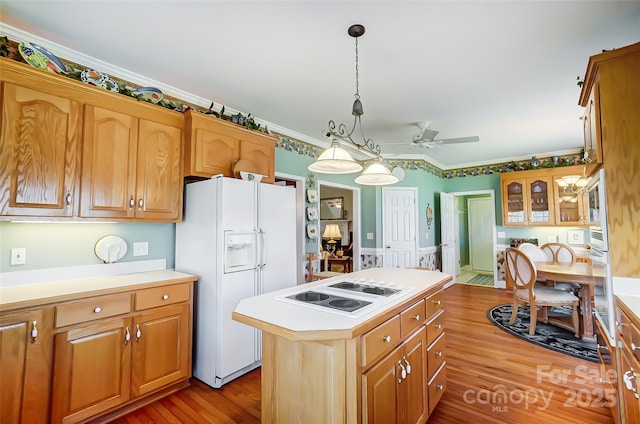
<box><xmin>487</xmin><ymin>304</ymin><xmax>598</xmax><ymax>363</ymax></box>
<box><xmin>465</xmin><ymin>273</ymin><xmax>494</xmax><ymax>286</ymax></box>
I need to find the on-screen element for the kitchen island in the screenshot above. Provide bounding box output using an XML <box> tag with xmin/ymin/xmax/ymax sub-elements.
<box><xmin>232</xmin><ymin>268</ymin><xmax>451</xmax><ymax>424</ymax></box>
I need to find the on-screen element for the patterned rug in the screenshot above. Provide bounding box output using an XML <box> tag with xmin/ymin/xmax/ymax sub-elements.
<box><xmin>465</xmin><ymin>273</ymin><xmax>494</xmax><ymax>286</ymax></box>
<box><xmin>487</xmin><ymin>304</ymin><xmax>598</xmax><ymax>363</ymax></box>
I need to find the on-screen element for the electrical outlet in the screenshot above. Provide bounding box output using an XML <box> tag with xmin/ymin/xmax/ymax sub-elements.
<box><xmin>497</xmin><ymin>231</ymin><xmax>506</xmax><ymax>238</ymax></box>
<box><xmin>11</xmin><ymin>248</ymin><xmax>26</xmax><ymax>265</ymax></box>
<box><xmin>133</xmin><ymin>242</ymin><xmax>149</xmax><ymax>256</ymax></box>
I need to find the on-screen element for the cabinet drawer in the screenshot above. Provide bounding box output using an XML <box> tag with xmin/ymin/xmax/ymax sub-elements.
<box><xmin>426</xmin><ymin>311</ymin><xmax>445</xmax><ymax>346</ymax></box>
<box><xmin>617</xmin><ymin>307</ymin><xmax>640</xmax><ymax>361</ymax></box>
<box><xmin>400</xmin><ymin>299</ymin><xmax>426</xmax><ymax>338</ymax></box>
<box><xmin>427</xmin><ymin>333</ymin><xmax>446</xmax><ymax>379</ymax></box>
<box><xmin>55</xmin><ymin>293</ymin><xmax>131</xmax><ymax>328</ymax></box>
<box><xmin>135</xmin><ymin>283</ymin><xmax>191</xmax><ymax>311</ymax></box>
<box><xmin>428</xmin><ymin>364</ymin><xmax>447</xmax><ymax>415</ymax></box>
<box><xmin>361</xmin><ymin>315</ymin><xmax>401</xmax><ymax>367</ymax></box>
<box><xmin>426</xmin><ymin>290</ymin><xmax>444</xmax><ymax>318</ymax></box>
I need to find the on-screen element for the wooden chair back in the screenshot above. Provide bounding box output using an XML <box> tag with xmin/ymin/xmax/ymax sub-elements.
<box><xmin>540</xmin><ymin>242</ymin><xmax>576</xmax><ymax>264</ymax></box>
<box><xmin>517</xmin><ymin>242</ymin><xmax>547</xmax><ymax>262</ymax></box>
<box><xmin>505</xmin><ymin>247</ymin><xmax>537</xmax><ymax>296</ymax></box>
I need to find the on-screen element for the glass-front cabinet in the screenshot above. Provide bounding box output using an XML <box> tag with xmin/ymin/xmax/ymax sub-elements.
<box><xmin>501</xmin><ymin>175</ymin><xmax>554</xmax><ymax>226</ymax></box>
<box><xmin>553</xmin><ymin>175</ymin><xmax>589</xmax><ymax>226</ymax></box>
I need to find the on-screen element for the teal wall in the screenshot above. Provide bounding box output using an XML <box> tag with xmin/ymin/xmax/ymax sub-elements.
<box><xmin>0</xmin><ymin>222</ymin><xmax>175</xmax><ymax>273</ymax></box>
<box><xmin>0</xmin><ymin>148</ymin><xmax>588</xmax><ymax>274</ymax></box>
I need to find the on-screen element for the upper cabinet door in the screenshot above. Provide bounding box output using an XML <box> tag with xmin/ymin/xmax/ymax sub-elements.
<box><xmin>80</xmin><ymin>105</ymin><xmax>138</xmax><ymax>218</ymax></box>
<box><xmin>527</xmin><ymin>178</ymin><xmax>553</xmax><ymax>225</ymax></box>
<box><xmin>502</xmin><ymin>179</ymin><xmax>526</xmax><ymax>225</ymax></box>
<box><xmin>582</xmin><ymin>82</ymin><xmax>603</xmax><ymax>177</ymax></box>
<box><xmin>239</xmin><ymin>138</ymin><xmax>275</xmax><ymax>184</ymax></box>
<box><xmin>135</xmin><ymin>119</ymin><xmax>183</xmax><ymax>221</ymax></box>
<box><xmin>0</xmin><ymin>82</ymin><xmax>81</xmax><ymax>217</ymax></box>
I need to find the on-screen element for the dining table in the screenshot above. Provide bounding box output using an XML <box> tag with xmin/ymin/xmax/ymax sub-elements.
<box><xmin>534</xmin><ymin>261</ymin><xmax>605</xmax><ymax>342</ymax></box>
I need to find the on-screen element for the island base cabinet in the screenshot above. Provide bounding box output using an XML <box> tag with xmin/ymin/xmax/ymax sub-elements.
<box><xmin>363</xmin><ymin>327</ymin><xmax>427</xmax><ymax>424</ymax></box>
<box><xmin>0</xmin><ymin>308</ymin><xmax>53</xmax><ymax>424</ymax></box>
<box><xmin>260</xmin><ymin>333</ymin><xmax>354</xmax><ymax>424</ymax></box>
<box><xmin>51</xmin><ymin>318</ymin><xmax>132</xmax><ymax>424</ymax></box>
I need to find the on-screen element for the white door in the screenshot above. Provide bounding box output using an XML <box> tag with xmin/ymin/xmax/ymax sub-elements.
<box><xmin>440</xmin><ymin>192</ymin><xmax>456</xmax><ymax>279</ymax></box>
<box><xmin>468</xmin><ymin>197</ymin><xmax>494</xmax><ymax>272</ymax></box>
<box><xmin>383</xmin><ymin>188</ymin><xmax>418</xmax><ymax>268</ymax></box>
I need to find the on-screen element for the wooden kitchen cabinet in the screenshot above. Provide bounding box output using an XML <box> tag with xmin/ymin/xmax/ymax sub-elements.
<box><xmin>184</xmin><ymin>109</ymin><xmax>276</xmax><ymax>183</ymax></box>
<box><xmin>0</xmin><ymin>81</ymin><xmax>82</xmax><ymax>217</ymax></box>
<box><xmin>500</xmin><ymin>166</ymin><xmax>593</xmax><ymax>227</ymax></box>
<box><xmin>363</xmin><ymin>327</ymin><xmax>427</xmax><ymax>424</ymax></box>
<box><xmin>80</xmin><ymin>105</ymin><xmax>183</xmax><ymax>221</ymax></box>
<box><xmin>581</xmin><ymin>81</ymin><xmax>603</xmax><ymax>177</ymax></box>
<box><xmin>616</xmin><ymin>298</ymin><xmax>640</xmax><ymax>424</ymax></box>
<box><xmin>44</xmin><ymin>278</ymin><xmax>194</xmax><ymax>424</ymax></box>
<box><xmin>51</xmin><ymin>317</ymin><xmax>133</xmax><ymax>423</ymax></box>
<box><xmin>0</xmin><ymin>58</ymin><xmax>184</xmax><ymax>222</ymax></box>
<box><xmin>501</xmin><ymin>174</ymin><xmax>554</xmax><ymax>226</ymax></box>
<box><xmin>0</xmin><ymin>307</ymin><xmax>53</xmax><ymax>424</ymax></box>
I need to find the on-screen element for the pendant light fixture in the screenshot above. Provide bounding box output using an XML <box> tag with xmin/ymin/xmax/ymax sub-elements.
<box><xmin>308</xmin><ymin>24</ymin><xmax>398</xmax><ymax>186</ymax></box>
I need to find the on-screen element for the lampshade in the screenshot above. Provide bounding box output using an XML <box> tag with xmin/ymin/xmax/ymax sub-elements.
<box><xmin>308</xmin><ymin>142</ymin><xmax>363</xmax><ymax>174</ymax></box>
<box><xmin>354</xmin><ymin>162</ymin><xmax>399</xmax><ymax>186</ymax></box>
<box><xmin>322</xmin><ymin>224</ymin><xmax>342</xmax><ymax>241</ymax></box>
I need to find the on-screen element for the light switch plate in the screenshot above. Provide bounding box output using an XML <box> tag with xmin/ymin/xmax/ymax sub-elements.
<box><xmin>133</xmin><ymin>242</ymin><xmax>149</xmax><ymax>256</ymax></box>
<box><xmin>497</xmin><ymin>231</ymin><xmax>506</xmax><ymax>238</ymax></box>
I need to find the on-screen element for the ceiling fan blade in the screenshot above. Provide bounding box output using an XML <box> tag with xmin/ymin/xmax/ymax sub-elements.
<box><xmin>436</xmin><ymin>136</ymin><xmax>479</xmax><ymax>145</ymax></box>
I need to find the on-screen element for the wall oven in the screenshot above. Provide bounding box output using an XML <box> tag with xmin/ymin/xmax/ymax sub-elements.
<box><xmin>586</xmin><ymin>169</ymin><xmax>615</xmax><ymax>344</ymax></box>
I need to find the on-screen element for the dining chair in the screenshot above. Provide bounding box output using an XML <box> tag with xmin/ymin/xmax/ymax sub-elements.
<box><xmin>504</xmin><ymin>248</ymin><xmax>580</xmax><ymax>337</ymax></box>
<box><xmin>539</xmin><ymin>242</ymin><xmax>580</xmax><ymax>293</ymax></box>
<box><xmin>307</xmin><ymin>252</ymin><xmax>343</xmax><ymax>282</ymax></box>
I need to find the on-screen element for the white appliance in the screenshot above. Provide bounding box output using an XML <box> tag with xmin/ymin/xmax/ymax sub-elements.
<box><xmin>175</xmin><ymin>176</ymin><xmax>297</xmax><ymax>388</ymax></box>
<box><xmin>586</xmin><ymin>169</ymin><xmax>614</xmax><ymax>344</ymax></box>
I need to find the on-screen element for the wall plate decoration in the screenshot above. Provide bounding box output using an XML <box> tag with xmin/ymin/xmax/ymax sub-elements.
<box><xmin>95</xmin><ymin>235</ymin><xmax>127</xmax><ymax>263</ymax></box>
<box><xmin>306</xmin><ymin>224</ymin><xmax>318</xmax><ymax>239</ymax></box>
<box><xmin>307</xmin><ymin>189</ymin><xmax>318</xmax><ymax>203</ymax></box>
<box><xmin>426</xmin><ymin>203</ymin><xmax>433</xmax><ymax>229</ymax></box>
<box><xmin>307</xmin><ymin>206</ymin><xmax>318</xmax><ymax>221</ymax></box>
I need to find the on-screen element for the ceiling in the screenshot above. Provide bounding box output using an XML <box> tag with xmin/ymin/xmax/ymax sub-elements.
<box><xmin>2</xmin><ymin>1</ymin><xmax>639</xmax><ymax>170</ymax></box>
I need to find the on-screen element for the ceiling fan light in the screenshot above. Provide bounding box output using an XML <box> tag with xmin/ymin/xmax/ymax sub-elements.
<box><xmin>355</xmin><ymin>162</ymin><xmax>399</xmax><ymax>186</ymax></box>
<box><xmin>555</xmin><ymin>179</ymin><xmax>569</xmax><ymax>188</ymax></box>
<box><xmin>308</xmin><ymin>144</ymin><xmax>363</xmax><ymax>174</ymax></box>
<box><xmin>562</xmin><ymin>175</ymin><xmax>581</xmax><ymax>186</ymax></box>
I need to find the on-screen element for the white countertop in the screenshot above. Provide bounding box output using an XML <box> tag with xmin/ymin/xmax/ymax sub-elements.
<box><xmin>233</xmin><ymin>268</ymin><xmax>451</xmax><ymax>338</ymax></box>
<box><xmin>0</xmin><ymin>270</ymin><xmax>197</xmax><ymax>310</ymax></box>
<box><xmin>614</xmin><ymin>276</ymin><xmax>640</xmax><ymax>318</ymax></box>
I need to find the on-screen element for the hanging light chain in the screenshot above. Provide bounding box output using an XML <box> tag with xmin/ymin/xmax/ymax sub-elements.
<box><xmin>354</xmin><ymin>36</ymin><xmax>360</xmax><ymax>100</ymax></box>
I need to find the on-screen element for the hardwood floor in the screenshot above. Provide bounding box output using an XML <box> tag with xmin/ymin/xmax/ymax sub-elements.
<box><xmin>114</xmin><ymin>284</ymin><xmax>614</xmax><ymax>423</ymax></box>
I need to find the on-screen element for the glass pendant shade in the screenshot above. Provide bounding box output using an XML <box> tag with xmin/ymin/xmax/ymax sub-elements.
<box><xmin>355</xmin><ymin>162</ymin><xmax>399</xmax><ymax>186</ymax></box>
<box><xmin>308</xmin><ymin>143</ymin><xmax>363</xmax><ymax>174</ymax></box>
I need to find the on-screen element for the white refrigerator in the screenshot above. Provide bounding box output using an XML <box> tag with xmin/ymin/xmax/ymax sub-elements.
<box><xmin>175</xmin><ymin>176</ymin><xmax>297</xmax><ymax>388</ymax></box>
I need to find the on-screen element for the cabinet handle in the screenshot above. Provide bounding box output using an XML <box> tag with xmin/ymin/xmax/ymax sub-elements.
<box><xmin>125</xmin><ymin>327</ymin><xmax>131</xmax><ymax>344</ymax></box>
<box><xmin>162</xmin><ymin>294</ymin><xmax>169</xmax><ymax>300</ymax></box>
<box><xmin>138</xmin><ymin>198</ymin><xmax>144</xmax><ymax>210</ymax></box>
<box><xmin>129</xmin><ymin>195</ymin><xmax>135</xmax><ymax>208</ymax></box>
<box><xmin>94</xmin><ymin>306</ymin><xmax>102</xmax><ymax>313</ymax></box>
<box><xmin>433</xmin><ymin>299</ymin><xmax>442</xmax><ymax>305</ymax></box>
<box><xmin>65</xmin><ymin>191</ymin><xmax>72</xmax><ymax>207</ymax></box>
<box><xmin>435</xmin><ymin>351</ymin><xmax>443</xmax><ymax>357</ymax></box>
<box><xmin>136</xmin><ymin>324</ymin><xmax>141</xmax><ymax>341</ymax></box>
<box><xmin>31</xmin><ymin>321</ymin><xmax>38</xmax><ymax>342</ymax></box>
<box><xmin>412</xmin><ymin>314</ymin><xmax>420</xmax><ymax>321</ymax></box>
<box><xmin>403</xmin><ymin>356</ymin><xmax>412</xmax><ymax>374</ymax></box>
<box><xmin>398</xmin><ymin>360</ymin><xmax>407</xmax><ymax>380</ymax></box>
<box><xmin>623</xmin><ymin>370</ymin><xmax>639</xmax><ymax>398</ymax></box>
<box><xmin>434</xmin><ymin>323</ymin><xmax>443</xmax><ymax>329</ymax></box>
<box><xmin>436</xmin><ymin>384</ymin><xmax>444</xmax><ymax>390</ymax></box>
<box><xmin>632</xmin><ymin>342</ymin><xmax>639</xmax><ymax>352</ymax></box>
<box><xmin>382</xmin><ymin>335</ymin><xmax>391</xmax><ymax>343</ymax></box>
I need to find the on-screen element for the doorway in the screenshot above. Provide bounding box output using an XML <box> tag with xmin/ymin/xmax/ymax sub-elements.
<box><xmin>441</xmin><ymin>190</ymin><xmax>498</xmax><ymax>287</ymax></box>
<box><xmin>318</xmin><ymin>181</ymin><xmax>361</xmax><ymax>271</ymax></box>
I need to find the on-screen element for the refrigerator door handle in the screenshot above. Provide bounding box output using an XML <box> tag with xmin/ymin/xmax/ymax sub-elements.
<box><xmin>259</xmin><ymin>227</ymin><xmax>266</xmax><ymax>268</ymax></box>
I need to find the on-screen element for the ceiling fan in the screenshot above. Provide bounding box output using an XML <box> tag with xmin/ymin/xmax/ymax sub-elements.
<box><xmin>405</xmin><ymin>122</ymin><xmax>479</xmax><ymax>149</ymax></box>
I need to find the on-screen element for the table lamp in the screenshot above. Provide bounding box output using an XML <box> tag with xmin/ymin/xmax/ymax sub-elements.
<box><xmin>322</xmin><ymin>224</ymin><xmax>342</xmax><ymax>257</ymax></box>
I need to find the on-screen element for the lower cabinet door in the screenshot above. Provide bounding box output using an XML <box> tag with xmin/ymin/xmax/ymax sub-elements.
<box><xmin>0</xmin><ymin>308</ymin><xmax>51</xmax><ymax>424</ymax></box>
<box><xmin>400</xmin><ymin>328</ymin><xmax>427</xmax><ymax>424</ymax></box>
<box><xmin>51</xmin><ymin>318</ymin><xmax>132</xmax><ymax>424</ymax></box>
<box><xmin>363</xmin><ymin>345</ymin><xmax>402</xmax><ymax>424</ymax></box>
<box><xmin>131</xmin><ymin>303</ymin><xmax>190</xmax><ymax>396</ymax></box>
